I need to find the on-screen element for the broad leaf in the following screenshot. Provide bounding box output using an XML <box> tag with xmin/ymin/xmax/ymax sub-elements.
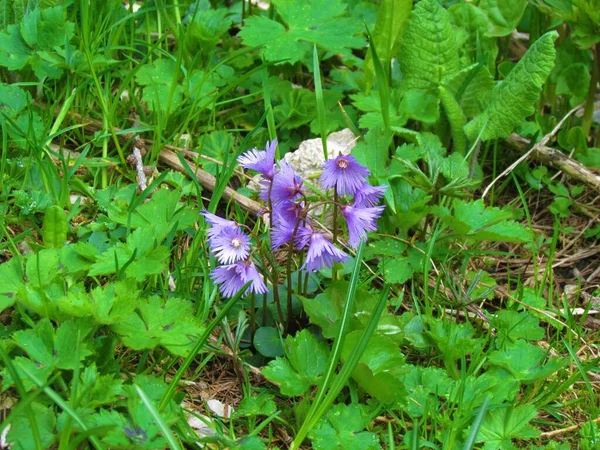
<box><xmin>465</xmin><ymin>31</ymin><xmax>558</xmax><ymax>141</ymax></box>
<box><xmin>398</xmin><ymin>0</ymin><xmax>460</xmax><ymax>92</ymax></box>
<box><xmin>478</xmin><ymin>0</ymin><xmax>528</xmax><ymax>37</ymax></box>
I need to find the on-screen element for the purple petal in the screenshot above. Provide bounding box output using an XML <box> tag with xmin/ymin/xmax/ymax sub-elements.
<box><xmin>320</xmin><ymin>155</ymin><xmax>370</xmax><ymax>196</ymax></box>
<box><xmin>300</xmin><ymin>230</ymin><xmax>348</xmax><ymax>272</ymax></box>
<box><xmin>341</xmin><ymin>204</ymin><xmax>384</xmax><ymax>248</ymax></box>
<box><xmin>238</xmin><ymin>140</ymin><xmax>278</xmax><ymax>180</ymax></box>
<box><xmin>354</xmin><ymin>183</ymin><xmax>387</xmax><ymax>208</ymax></box>
<box><xmin>211</xmin><ymin>227</ymin><xmax>251</xmax><ymax>264</ymax></box>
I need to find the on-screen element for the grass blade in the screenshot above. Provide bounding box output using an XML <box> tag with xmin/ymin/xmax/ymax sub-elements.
<box><xmin>135</xmin><ymin>384</ymin><xmax>182</xmax><ymax>450</ymax></box>
<box><xmin>462</xmin><ymin>394</ymin><xmax>491</xmax><ymax>450</ymax></box>
<box><xmin>313</xmin><ymin>44</ymin><xmax>328</xmax><ymax>160</ymax></box>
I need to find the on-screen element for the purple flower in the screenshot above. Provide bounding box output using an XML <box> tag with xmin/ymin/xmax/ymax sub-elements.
<box><xmin>211</xmin><ymin>260</ymin><xmax>268</xmax><ymax>298</ymax></box>
<box><xmin>270</xmin><ymin>161</ymin><xmax>304</xmax><ymax>204</ymax></box>
<box><xmin>341</xmin><ymin>204</ymin><xmax>385</xmax><ymax>248</ymax></box>
<box><xmin>320</xmin><ymin>155</ymin><xmax>370</xmax><ymax>196</ymax></box>
<box><xmin>238</xmin><ymin>140</ymin><xmax>278</xmax><ymax>180</ymax></box>
<box><xmin>271</xmin><ymin>220</ymin><xmax>295</xmax><ymax>250</ymax></box>
<box><xmin>201</xmin><ymin>210</ymin><xmax>237</xmax><ymax>238</ymax></box>
<box><xmin>296</xmin><ymin>228</ymin><xmax>347</xmax><ymax>272</ymax></box>
<box><xmin>354</xmin><ymin>183</ymin><xmax>387</xmax><ymax>208</ymax></box>
<box><xmin>272</xmin><ymin>199</ymin><xmax>304</xmax><ymax>224</ymax></box>
<box><xmin>211</xmin><ymin>227</ymin><xmax>251</xmax><ymax>264</ymax></box>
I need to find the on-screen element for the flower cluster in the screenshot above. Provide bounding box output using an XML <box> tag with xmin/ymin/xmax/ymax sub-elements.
<box><xmin>202</xmin><ymin>211</ymin><xmax>267</xmax><ymax>298</ymax></box>
<box><xmin>204</xmin><ymin>140</ymin><xmax>385</xmax><ymax>298</ymax></box>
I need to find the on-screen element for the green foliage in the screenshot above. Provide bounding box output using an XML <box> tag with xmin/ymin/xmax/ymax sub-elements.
<box><xmin>308</xmin><ymin>404</ymin><xmax>381</xmax><ymax>450</ymax></box>
<box><xmin>465</xmin><ymin>32</ymin><xmax>558</xmax><ymax>141</ymax></box>
<box><xmin>0</xmin><ymin>5</ymin><xmax>73</xmax><ymax>78</ymax></box>
<box><xmin>398</xmin><ymin>0</ymin><xmax>459</xmax><ymax>92</ymax></box>
<box><xmin>262</xmin><ymin>329</ymin><xmax>330</xmax><ymax>396</ymax></box>
<box><xmin>239</xmin><ymin>0</ymin><xmax>364</xmax><ymax>65</ymax></box>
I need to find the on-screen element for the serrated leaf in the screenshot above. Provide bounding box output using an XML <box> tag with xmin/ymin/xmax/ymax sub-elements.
<box><xmin>438</xmin><ymin>199</ymin><xmax>533</xmax><ymax>243</ymax></box>
<box><xmin>398</xmin><ymin>0</ymin><xmax>459</xmax><ymax>92</ymax></box>
<box><xmin>42</xmin><ymin>205</ymin><xmax>68</xmax><ymax>248</ymax></box>
<box><xmin>309</xmin><ymin>404</ymin><xmax>381</xmax><ymax>450</ymax></box>
<box><xmin>476</xmin><ymin>404</ymin><xmax>540</xmax><ymax>449</ymax></box>
<box><xmin>112</xmin><ymin>296</ymin><xmax>204</xmax><ymax>356</ymax></box>
<box><xmin>262</xmin><ymin>329</ymin><xmax>330</xmax><ymax>396</ymax></box>
<box><xmin>0</xmin><ymin>6</ymin><xmax>73</xmax><ymax>78</ymax></box>
<box><xmin>465</xmin><ymin>32</ymin><xmax>558</xmax><ymax>141</ymax></box>
<box><xmin>488</xmin><ymin>340</ymin><xmax>565</xmax><ymax>383</ymax></box>
<box><xmin>239</xmin><ymin>0</ymin><xmax>364</xmax><ymax>65</ymax></box>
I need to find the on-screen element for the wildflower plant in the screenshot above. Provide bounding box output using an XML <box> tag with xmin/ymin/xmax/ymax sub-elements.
<box><xmin>203</xmin><ymin>140</ymin><xmax>386</xmax><ymax>331</ymax></box>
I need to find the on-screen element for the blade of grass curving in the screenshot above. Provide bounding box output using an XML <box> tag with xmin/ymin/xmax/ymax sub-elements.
<box><xmin>313</xmin><ymin>44</ymin><xmax>328</xmax><ymax>160</ymax></box>
<box><xmin>462</xmin><ymin>394</ymin><xmax>491</xmax><ymax>450</ymax></box>
<box><xmin>158</xmin><ymin>283</ymin><xmax>251</xmax><ymax>412</ymax></box>
<box><xmin>308</xmin><ymin>241</ymin><xmax>365</xmax><ymax>409</ymax></box>
<box><xmin>365</xmin><ymin>24</ymin><xmax>390</xmax><ymax>133</ymax></box>
<box><xmin>0</xmin><ymin>344</ymin><xmax>43</xmax><ymax>449</ymax></box>
<box><xmin>15</xmin><ymin>362</ymin><xmax>104</xmax><ymax>450</ymax></box>
<box><xmin>134</xmin><ymin>384</ymin><xmax>182</xmax><ymax>450</ymax></box>
<box><xmin>296</xmin><ymin>284</ymin><xmax>390</xmax><ymax>448</ymax></box>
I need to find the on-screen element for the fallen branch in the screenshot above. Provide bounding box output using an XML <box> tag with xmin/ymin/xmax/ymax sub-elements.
<box><xmin>506</xmin><ymin>133</ymin><xmax>600</xmax><ymax>192</ymax></box>
<box><xmin>158</xmin><ymin>149</ymin><xmax>262</xmax><ymax>215</ymax></box>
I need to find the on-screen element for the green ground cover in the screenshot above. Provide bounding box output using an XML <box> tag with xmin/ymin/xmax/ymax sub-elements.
<box><xmin>1</xmin><ymin>0</ymin><xmax>599</xmax><ymax>448</ymax></box>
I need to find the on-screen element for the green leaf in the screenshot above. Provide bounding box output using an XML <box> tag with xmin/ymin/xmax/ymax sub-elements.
<box><xmin>239</xmin><ymin>0</ymin><xmax>364</xmax><ymax>65</ymax></box>
<box><xmin>425</xmin><ymin>318</ymin><xmax>484</xmax><ymax>366</ymax></box>
<box><xmin>490</xmin><ymin>311</ymin><xmax>545</xmax><ymax>345</ymax></box>
<box><xmin>0</xmin><ymin>6</ymin><xmax>73</xmax><ymax>78</ymax></box>
<box><xmin>364</xmin><ymin>0</ymin><xmax>412</xmax><ymax>91</ymax></box>
<box><xmin>398</xmin><ymin>0</ymin><xmax>460</xmax><ymax>92</ymax></box>
<box><xmin>42</xmin><ymin>205</ymin><xmax>68</xmax><ymax>248</ymax></box>
<box><xmin>555</xmin><ymin>63</ymin><xmax>590</xmax><ymax>106</ymax></box>
<box><xmin>253</xmin><ymin>326</ymin><xmax>284</xmax><ymax>358</ymax></box>
<box><xmin>439</xmin><ymin>85</ymin><xmax>467</xmax><ymax>154</ymax></box>
<box><xmin>112</xmin><ymin>296</ymin><xmax>205</xmax><ymax>357</ymax></box>
<box><xmin>465</xmin><ymin>31</ymin><xmax>558</xmax><ymax>141</ymax></box>
<box><xmin>352</xmin><ymin>126</ymin><xmax>392</xmax><ymax>176</ymax></box>
<box><xmin>135</xmin><ymin>59</ymin><xmax>184</xmax><ymax>113</ymax></box>
<box><xmin>399</xmin><ymin>89</ymin><xmax>440</xmax><ymax>124</ymax></box>
<box><xmin>299</xmin><ymin>290</ymin><xmax>342</xmax><ymax>339</ymax></box>
<box><xmin>437</xmin><ymin>199</ymin><xmax>533</xmax><ymax>243</ymax></box>
<box><xmin>341</xmin><ymin>331</ymin><xmax>406</xmax><ymax>405</ymax></box>
<box><xmin>488</xmin><ymin>340</ymin><xmax>565</xmax><ymax>383</ymax></box>
<box><xmin>308</xmin><ymin>403</ymin><xmax>381</xmax><ymax>450</ymax></box>
<box><xmin>235</xmin><ymin>392</ymin><xmax>277</xmax><ymax>418</ymax></box>
<box><xmin>262</xmin><ymin>329</ymin><xmax>330</xmax><ymax>397</ymax></box>
<box><xmin>478</xmin><ymin>0</ymin><xmax>527</xmax><ymax>37</ymax></box>
<box><xmin>78</xmin><ymin>364</ymin><xmax>124</xmax><ymax>409</ymax></box>
<box><xmin>449</xmin><ymin>3</ymin><xmax>498</xmax><ymax>71</ymax></box>
<box><xmin>6</xmin><ymin>401</ymin><xmax>56</xmax><ymax>449</ymax></box>
<box><xmin>476</xmin><ymin>404</ymin><xmax>540</xmax><ymax>449</ymax></box>
<box><xmin>0</xmin><ymin>258</ymin><xmax>24</xmax><ymax>312</ymax></box>
<box><xmin>444</xmin><ymin>63</ymin><xmax>495</xmax><ymax>118</ymax></box>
